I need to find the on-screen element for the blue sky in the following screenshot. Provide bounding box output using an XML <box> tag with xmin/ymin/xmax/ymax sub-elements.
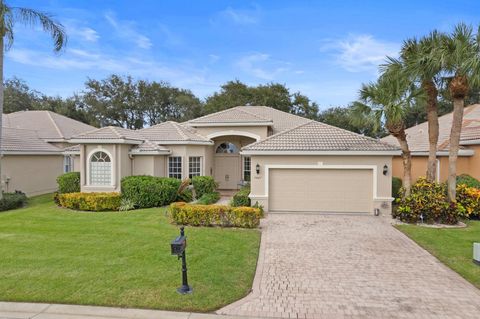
<box><xmin>5</xmin><ymin>0</ymin><xmax>480</xmax><ymax>108</ymax></box>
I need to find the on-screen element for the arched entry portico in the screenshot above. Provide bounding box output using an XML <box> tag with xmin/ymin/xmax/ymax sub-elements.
<box><xmin>211</xmin><ymin>134</ymin><xmax>256</xmax><ymax>189</ymax></box>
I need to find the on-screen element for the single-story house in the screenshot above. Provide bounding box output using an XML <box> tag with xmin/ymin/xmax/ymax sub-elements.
<box><xmin>69</xmin><ymin>106</ymin><xmax>399</xmax><ymax>215</ymax></box>
<box><xmin>382</xmin><ymin>104</ymin><xmax>480</xmax><ymax>182</ymax></box>
<box><xmin>1</xmin><ymin>110</ymin><xmax>96</xmax><ymax>196</ymax></box>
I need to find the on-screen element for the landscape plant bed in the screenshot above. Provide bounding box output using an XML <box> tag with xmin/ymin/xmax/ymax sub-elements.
<box><xmin>0</xmin><ymin>194</ymin><xmax>261</xmax><ymax>312</ymax></box>
<box><xmin>397</xmin><ymin>220</ymin><xmax>480</xmax><ymax>289</ymax></box>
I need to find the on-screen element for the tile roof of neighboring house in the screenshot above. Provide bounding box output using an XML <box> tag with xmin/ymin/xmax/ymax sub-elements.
<box><xmin>187</xmin><ymin>106</ymin><xmax>311</xmax><ymax>134</ymax></box>
<box><xmin>138</xmin><ymin>121</ymin><xmax>212</xmax><ymax>143</ymax></box>
<box><xmin>243</xmin><ymin>120</ymin><xmax>399</xmax><ymax>152</ymax></box>
<box><xmin>381</xmin><ymin>104</ymin><xmax>480</xmax><ymax>152</ymax></box>
<box><xmin>1</xmin><ymin>127</ymin><xmax>61</xmax><ymax>153</ymax></box>
<box><xmin>70</xmin><ymin>126</ymin><xmax>144</xmax><ymax>142</ymax></box>
<box><xmin>3</xmin><ymin>110</ymin><xmax>96</xmax><ymax>140</ymax></box>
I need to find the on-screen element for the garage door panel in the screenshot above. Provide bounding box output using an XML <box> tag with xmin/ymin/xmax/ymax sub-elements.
<box><xmin>269</xmin><ymin>169</ymin><xmax>373</xmax><ymax>213</ymax></box>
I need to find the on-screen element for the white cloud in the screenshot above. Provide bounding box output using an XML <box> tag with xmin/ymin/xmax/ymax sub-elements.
<box><xmin>235</xmin><ymin>53</ymin><xmax>290</xmax><ymax>80</ymax></box>
<box><xmin>105</xmin><ymin>11</ymin><xmax>152</xmax><ymax>49</ymax></box>
<box><xmin>214</xmin><ymin>6</ymin><xmax>260</xmax><ymax>26</ymax></box>
<box><xmin>5</xmin><ymin>47</ymin><xmax>201</xmax><ymax>82</ymax></box>
<box><xmin>321</xmin><ymin>34</ymin><xmax>399</xmax><ymax>73</ymax></box>
<box><xmin>63</xmin><ymin>21</ymin><xmax>99</xmax><ymax>43</ymax></box>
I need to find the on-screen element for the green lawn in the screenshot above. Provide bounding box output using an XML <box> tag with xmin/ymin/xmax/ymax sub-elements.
<box><xmin>0</xmin><ymin>194</ymin><xmax>261</xmax><ymax>312</ymax></box>
<box><xmin>397</xmin><ymin>220</ymin><xmax>480</xmax><ymax>289</ymax></box>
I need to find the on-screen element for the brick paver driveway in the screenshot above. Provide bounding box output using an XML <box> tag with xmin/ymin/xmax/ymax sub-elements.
<box><xmin>218</xmin><ymin>213</ymin><xmax>480</xmax><ymax>319</ymax></box>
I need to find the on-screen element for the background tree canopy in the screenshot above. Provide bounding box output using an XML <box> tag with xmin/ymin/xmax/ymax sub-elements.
<box><xmin>2</xmin><ymin>74</ymin><xmax>467</xmax><ymax>136</ymax></box>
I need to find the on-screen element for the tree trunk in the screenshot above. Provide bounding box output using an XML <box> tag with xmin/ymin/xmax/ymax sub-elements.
<box><xmin>447</xmin><ymin>97</ymin><xmax>465</xmax><ymax>201</ymax></box>
<box><xmin>0</xmin><ymin>32</ymin><xmax>4</xmax><ymax>199</ymax></box>
<box><xmin>447</xmin><ymin>75</ymin><xmax>469</xmax><ymax>202</ymax></box>
<box><xmin>424</xmin><ymin>79</ymin><xmax>439</xmax><ymax>182</ymax></box>
<box><xmin>392</xmin><ymin>129</ymin><xmax>412</xmax><ymax>196</ymax></box>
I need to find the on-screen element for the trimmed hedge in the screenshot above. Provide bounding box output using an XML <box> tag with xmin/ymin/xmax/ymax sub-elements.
<box><xmin>58</xmin><ymin>192</ymin><xmax>121</xmax><ymax>211</ymax></box>
<box><xmin>121</xmin><ymin>176</ymin><xmax>181</xmax><ymax>208</ymax></box>
<box><xmin>169</xmin><ymin>202</ymin><xmax>261</xmax><ymax>228</ymax></box>
<box><xmin>196</xmin><ymin>192</ymin><xmax>220</xmax><ymax>205</ymax></box>
<box><xmin>231</xmin><ymin>185</ymin><xmax>250</xmax><ymax>207</ymax></box>
<box><xmin>457</xmin><ymin>174</ymin><xmax>480</xmax><ymax>189</ymax></box>
<box><xmin>192</xmin><ymin>176</ymin><xmax>218</xmax><ymax>198</ymax></box>
<box><xmin>392</xmin><ymin>177</ymin><xmax>402</xmax><ymax>199</ymax></box>
<box><xmin>0</xmin><ymin>192</ymin><xmax>27</xmax><ymax>212</ymax></box>
<box><xmin>57</xmin><ymin>172</ymin><xmax>80</xmax><ymax>193</ymax></box>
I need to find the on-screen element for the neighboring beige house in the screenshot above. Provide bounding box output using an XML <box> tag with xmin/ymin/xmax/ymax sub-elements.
<box><xmin>382</xmin><ymin>104</ymin><xmax>480</xmax><ymax>183</ymax></box>
<box><xmin>1</xmin><ymin>111</ymin><xmax>96</xmax><ymax>196</ymax></box>
<box><xmin>69</xmin><ymin>106</ymin><xmax>399</xmax><ymax>215</ymax></box>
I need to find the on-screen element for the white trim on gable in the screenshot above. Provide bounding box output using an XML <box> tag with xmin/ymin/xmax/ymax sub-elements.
<box><xmin>206</xmin><ymin>130</ymin><xmax>262</xmax><ymax>141</ymax></box>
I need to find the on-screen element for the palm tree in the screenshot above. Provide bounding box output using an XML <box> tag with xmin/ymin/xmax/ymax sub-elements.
<box><xmin>396</xmin><ymin>32</ymin><xmax>444</xmax><ymax>182</ymax></box>
<box><xmin>0</xmin><ymin>1</ymin><xmax>66</xmax><ymax>198</ymax></box>
<box><xmin>439</xmin><ymin>23</ymin><xmax>480</xmax><ymax>201</ymax></box>
<box><xmin>353</xmin><ymin>65</ymin><xmax>416</xmax><ymax>195</ymax></box>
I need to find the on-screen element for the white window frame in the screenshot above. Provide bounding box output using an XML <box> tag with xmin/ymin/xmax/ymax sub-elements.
<box><xmin>168</xmin><ymin>156</ymin><xmax>183</xmax><ymax>179</ymax></box>
<box><xmin>243</xmin><ymin>156</ymin><xmax>251</xmax><ymax>182</ymax></box>
<box><xmin>87</xmin><ymin>148</ymin><xmax>114</xmax><ymax>187</ymax></box>
<box><xmin>188</xmin><ymin>156</ymin><xmax>202</xmax><ymax>179</ymax></box>
<box><xmin>63</xmin><ymin>155</ymin><xmax>73</xmax><ymax>173</ymax></box>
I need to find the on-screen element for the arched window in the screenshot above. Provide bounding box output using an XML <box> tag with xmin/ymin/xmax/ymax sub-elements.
<box><xmin>90</xmin><ymin>151</ymin><xmax>112</xmax><ymax>185</ymax></box>
<box><xmin>216</xmin><ymin>142</ymin><xmax>238</xmax><ymax>154</ymax></box>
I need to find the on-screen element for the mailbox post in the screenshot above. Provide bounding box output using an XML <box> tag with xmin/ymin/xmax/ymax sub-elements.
<box><xmin>170</xmin><ymin>227</ymin><xmax>192</xmax><ymax>294</ymax></box>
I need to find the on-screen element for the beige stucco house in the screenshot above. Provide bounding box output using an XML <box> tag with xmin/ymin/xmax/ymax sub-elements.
<box><xmin>382</xmin><ymin>104</ymin><xmax>480</xmax><ymax>183</ymax></box>
<box><xmin>69</xmin><ymin>106</ymin><xmax>399</xmax><ymax>215</ymax></box>
<box><xmin>1</xmin><ymin>110</ymin><xmax>96</xmax><ymax>196</ymax></box>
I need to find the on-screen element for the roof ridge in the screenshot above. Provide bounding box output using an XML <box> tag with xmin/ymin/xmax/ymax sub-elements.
<box><xmin>236</xmin><ymin>106</ymin><xmax>272</xmax><ymax>121</ymax></box>
<box><xmin>46</xmin><ymin>111</ymin><xmax>64</xmax><ymax>139</ymax></box>
<box><xmin>171</xmin><ymin>121</ymin><xmax>189</xmax><ymax>140</ymax></box>
<box><xmin>109</xmin><ymin>126</ymin><xmax>125</xmax><ymax>139</ymax></box>
<box><xmin>243</xmin><ymin>120</ymin><xmax>315</xmax><ymax>149</ymax></box>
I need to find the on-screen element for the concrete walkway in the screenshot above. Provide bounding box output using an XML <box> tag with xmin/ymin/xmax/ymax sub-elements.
<box><xmin>218</xmin><ymin>213</ymin><xmax>480</xmax><ymax>319</ymax></box>
<box><xmin>0</xmin><ymin>302</ymin><xmax>268</xmax><ymax>319</ymax></box>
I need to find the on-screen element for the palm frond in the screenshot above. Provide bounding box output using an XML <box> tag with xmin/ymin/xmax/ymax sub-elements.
<box><xmin>12</xmin><ymin>7</ymin><xmax>67</xmax><ymax>51</ymax></box>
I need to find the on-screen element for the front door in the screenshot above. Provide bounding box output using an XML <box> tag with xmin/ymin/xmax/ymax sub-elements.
<box><xmin>214</xmin><ymin>155</ymin><xmax>240</xmax><ymax>189</ymax></box>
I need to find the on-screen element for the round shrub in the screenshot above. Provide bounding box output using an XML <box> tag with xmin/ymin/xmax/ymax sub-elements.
<box><xmin>231</xmin><ymin>185</ymin><xmax>250</xmax><ymax>207</ymax></box>
<box><xmin>456</xmin><ymin>174</ymin><xmax>480</xmax><ymax>189</ymax></box>
<box><xmin>0</xmin><ymin>192</ymin><xmax>27</xmax><ymax>212</ymax></box>
<box><xmin>121</xmin><ymin>175</ymin><xmax>181</xmax><ymax>208</ymax></box>
<box><xmin>392</xmin><ymin>177</ymin><xmax>402</xmax><ymax>199</ymax></box>
<box><xmin>57</xmin><ymin>172</ymin><xmax>80</xmax><ymax>194</ymax></box>
<box><xmin>191</xmin><ymin>176</ymin><xmax>218</xmax><ymax>198</ymax></box>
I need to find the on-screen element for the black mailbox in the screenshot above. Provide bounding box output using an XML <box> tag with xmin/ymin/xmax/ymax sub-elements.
<box><xmin>171</xmin><ymin>234</ymin><xmax>186</xmax><ymax>256</ymax></box>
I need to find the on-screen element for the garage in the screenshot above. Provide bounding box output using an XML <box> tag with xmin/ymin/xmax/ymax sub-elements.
<box><xmin>268</xmin><ymin>168</ymin><xmax>373</xmax><ymax>213</ymax></box>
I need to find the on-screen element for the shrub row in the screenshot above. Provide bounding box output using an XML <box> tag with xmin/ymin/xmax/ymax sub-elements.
<box><xmin>191</xmin><ymin>176</ymin><xmax>218</xmax><ymax>198</ymax></box>
<box><xmin>57</xmin><ymin>192</ymin><xmax>121</xmax><ymax>211</ymax></box>
<box><xmin>196</xmin><ymin>192</ymin><xmax>220</xmax><ymax>205</ymax></box>
<box><xmin>392</xmin><ymin>177</ymin><xmax>402</xmax><ymax>199</ymax></box>
<box><xmin>169</xmin><ymin>202</ymin><xmax>261</xmax><ymax>228</ymax></box>
<box><xmin>0</xmin><ymin>192</ymin><xmax>27</xmax><ymax>212</ymax></box>
<box><xmin>231</xmin><ymin>185</ymin><xmax>250</xmax><ymax>207</ymax></box>
<box><xmin>57</xmin><ymin>172</ymin><xmax>80</xmax><ymax>193</ymax></box>
<box><xmin>394</xmin><ymin>178</ymin><xmax>480</xmax><ymax>224</ymax></box>
<box><xmin>121</xmin><ymin>175</ymin><xmax>181</xmax><ymax>208</ymax></box>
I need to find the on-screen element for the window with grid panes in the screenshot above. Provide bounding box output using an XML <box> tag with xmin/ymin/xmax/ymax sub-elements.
<box><xmin>168</xmin><ymin>156</ymin><xmax>182</xmax><ymax>179</ymax></box>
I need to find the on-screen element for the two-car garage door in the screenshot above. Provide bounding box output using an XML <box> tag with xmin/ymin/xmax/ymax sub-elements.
<box><xmin>269</xmin><ymin>168</ymin><xmax>373</xmax><ymax>213</ymax></box>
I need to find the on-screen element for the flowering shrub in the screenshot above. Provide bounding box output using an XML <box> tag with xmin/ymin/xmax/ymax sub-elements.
<box><xmin>395</xmin><ymin>178</ymin><xmax>451</xmax><ymax>224</ymax></box>
<box><xmin>456</xmin><ymin>184</ymin><xmax>480</xmax><ymax>218</ymax></box>
<box><xmin>394</xmin><ymin>177</ymin><xmax>480</xmax><ymax>224</ymax></box>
